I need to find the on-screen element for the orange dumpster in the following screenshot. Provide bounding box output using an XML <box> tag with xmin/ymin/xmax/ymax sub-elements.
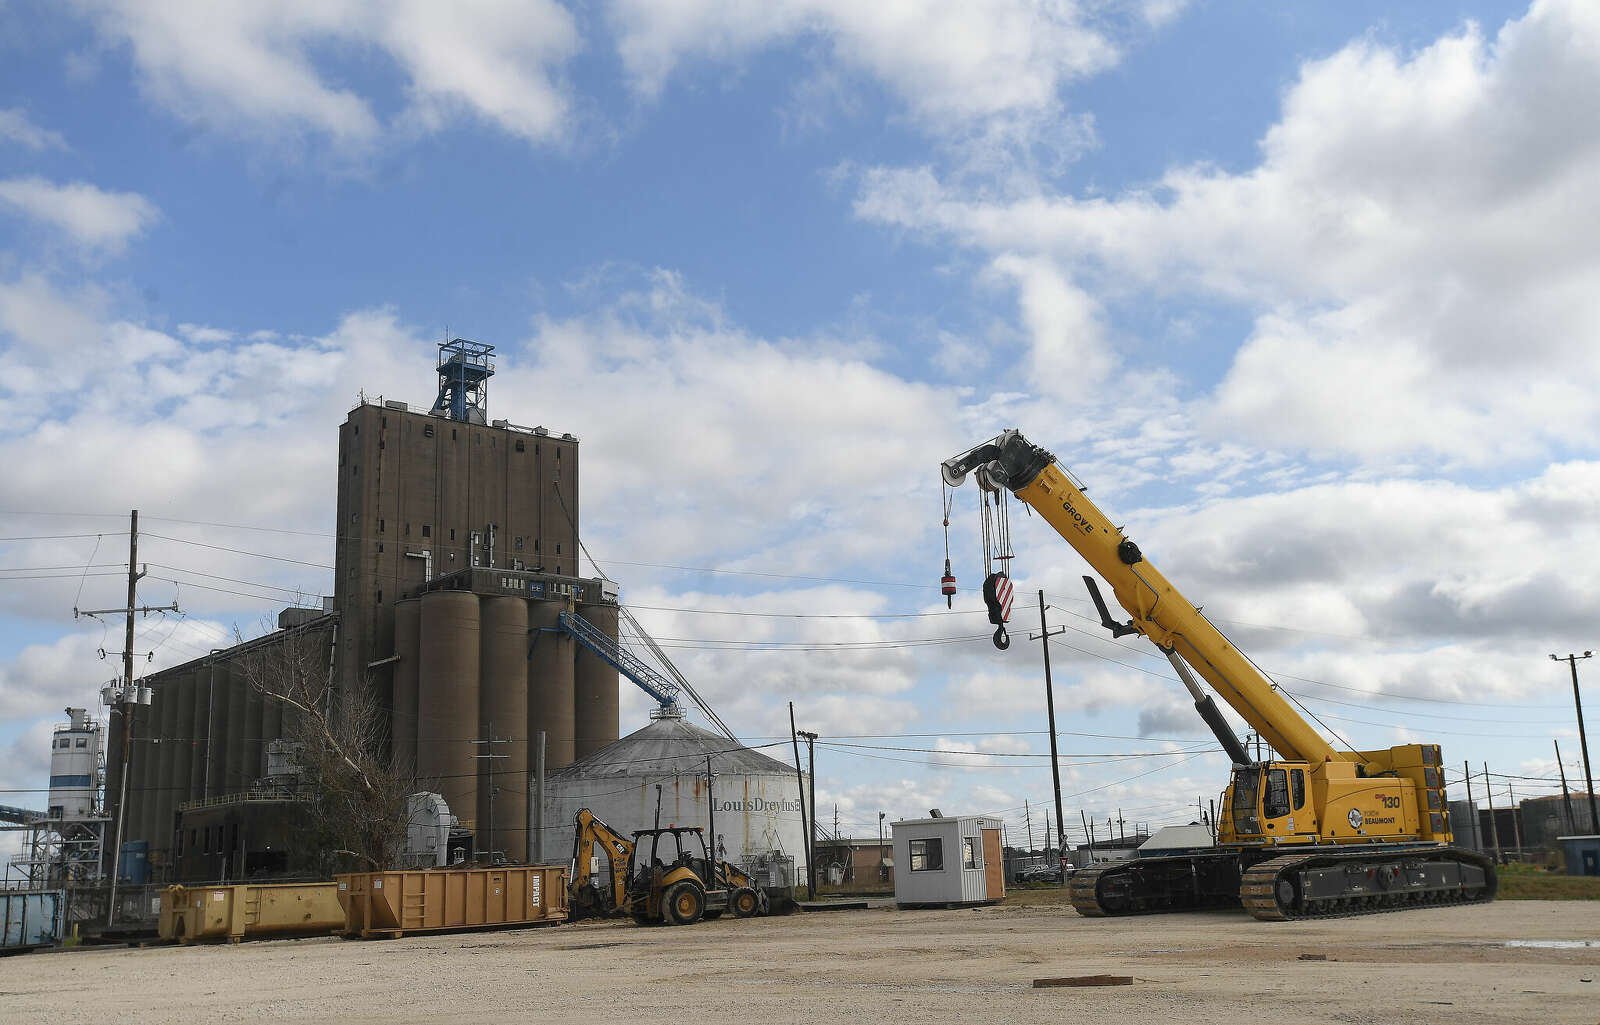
<box><xmin>336</xmin><ymin>865</ymin><xmax>568</xmax><ymax>939</ymax></box>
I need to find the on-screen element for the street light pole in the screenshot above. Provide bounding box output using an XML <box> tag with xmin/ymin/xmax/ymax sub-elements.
<box><xmin>1551</xmin><ymin>652</ymin><xmax>1599</xmax><ymax>834</ymax></box>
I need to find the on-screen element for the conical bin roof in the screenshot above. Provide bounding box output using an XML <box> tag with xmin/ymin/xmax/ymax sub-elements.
<box><xmin>550</xmin><ymin>713</ymin><xmax>796</xmax><ymax>781</ymax></box>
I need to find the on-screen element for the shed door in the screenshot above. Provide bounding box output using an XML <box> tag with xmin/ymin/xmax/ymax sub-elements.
<box><xmin>982</xmin><ymin>828</ymin><xmax>1004</xmax><ymax>898</ymax></box>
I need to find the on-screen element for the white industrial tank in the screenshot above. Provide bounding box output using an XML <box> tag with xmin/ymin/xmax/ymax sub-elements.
<box><xmin>542</xmin><ymin>711</ymin><xmax>807</xmax><ymax>877</ymax></box>
<box><xmin>47</xmin><ymin>708</ymin><xmax>102</xmax><ymax>821</ymax></box>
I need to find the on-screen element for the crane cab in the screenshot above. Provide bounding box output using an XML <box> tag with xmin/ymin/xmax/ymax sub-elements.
<box><xmin>1221</xmin><ymin>747</ymin><xmax>1448</xmax><ymax>849</ymax></box>
<box><xmin>1220</xmin><ymin>762</ymin><xmax>1321</xmax><ymax>846</ymax></box>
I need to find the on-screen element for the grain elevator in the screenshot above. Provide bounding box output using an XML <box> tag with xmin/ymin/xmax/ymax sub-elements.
<box><xmin>107</xmin><ymin>340</ymin><xmax>621</xmax><ymax>879</ymax></box>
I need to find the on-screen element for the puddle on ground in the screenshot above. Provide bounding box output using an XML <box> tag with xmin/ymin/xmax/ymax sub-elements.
<box><xmin>1501</xmin><ymin>940</ymin><xmax>1598</xmax><ymax>949</ymax></box>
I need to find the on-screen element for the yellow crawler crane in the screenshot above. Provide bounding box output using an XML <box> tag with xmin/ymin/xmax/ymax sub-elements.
<box><xmin>941</xmin><ymin>430</ymin><xmax>1497</xmax><ymax>920</ymax></box>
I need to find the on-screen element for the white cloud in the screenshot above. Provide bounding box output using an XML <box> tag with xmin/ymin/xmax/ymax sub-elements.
<box><xmin>607</xmin><ymin>0</ymin><xmax>1144</xmax><ymax>146</ymax></box>
<box><xmin>0</xmin><ymin>109</ymin><xmax>68</xmax><ymax>151</ymax></box>
<box><xmin>70</xmin><ymin>0</ymin><xmax>581</xmax><ymax>148</ymax></box>
<box><xmin>0</xmin><ymin>178</ymin><xmax>159</xmax><ymax>252</ymax></box>
<box><xmin>853</xmin><ymin>0</ymin><xmax>1600</xmax><ymax>466</ymax></box>
<box><xmin>177</xmin><ymin>324</ymin><xmax>234</xmax><ymax>344</ymax></box>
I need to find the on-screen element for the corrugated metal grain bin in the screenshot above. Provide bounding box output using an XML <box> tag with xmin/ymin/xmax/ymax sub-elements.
<box><xmin>336</xmin><ymin>865</ymin><xmax>568</xmax><ymax>939</ymax></box>
<box><xmin>1</xmin><ymin>890</ymin><xmax>63</xmax><ymax>952</ymax></box>
<box><xmin>158</xmin><ymin>882</ymin><xmax>344</xmax><ymax>944</ymax></box>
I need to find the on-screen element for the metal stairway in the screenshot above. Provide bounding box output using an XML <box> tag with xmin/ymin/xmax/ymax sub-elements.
<box><xmin>556</xmin><ymin>610</ymin><xmax>680</xmax><ymax>711</ymax></box>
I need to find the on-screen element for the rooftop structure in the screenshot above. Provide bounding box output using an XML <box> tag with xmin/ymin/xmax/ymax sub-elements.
<box><xmin>431</xmin><ymin>338</ymin><xmax>495</xmax><ymax>424</ymax></box>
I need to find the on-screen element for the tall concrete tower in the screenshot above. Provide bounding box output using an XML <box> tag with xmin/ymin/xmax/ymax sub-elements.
<box><xmin>332</xmin><ymin>340</ymin><xmax>581</xmax><ymax>705</ymax></box>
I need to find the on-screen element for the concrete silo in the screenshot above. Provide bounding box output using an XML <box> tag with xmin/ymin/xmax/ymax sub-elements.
<box><xmin>544</xmin><ymin>711</ymin><xmax>806</xmax><ymax>878</ymax></box>
<box><xmin>528</xmin><ymin>600</ymin><xmax>576</xmax><ymax>771</ymax></box>
<box><xmin>573</xmin><ymin>603</ymin><xmax>620</xmax><ymax>760</ymax></box>
<box><xmin>479</xmin><ymin>596</ymin><xmax>528</xmax><ymax>859</ymax></box>
<box><xmin>417</xmin><ymin>590</ymin><xmax>481</xmax><ymax>834</ymax></box>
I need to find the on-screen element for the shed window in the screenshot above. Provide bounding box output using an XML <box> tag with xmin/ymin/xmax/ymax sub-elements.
<box><xmin>963</xmin><ymin>837</ymin><xmax>980</xmax><ymax>869</ymax></box>
<box><xmin>909</xmin><ymin>838</ymin><xmax>944</xmax><ymax>872</ymax></box>
<box><xmin>422</xmin><ymin>524</ymin><xmax>431</xmax><ymax>538</ymax></box>
<box><xmin>515</xmin><ymin>439</ymin><xmax>525</xmax><ymax>452</ymax></box>
<box><xmin>514</xmin><ymin>536</ymin><xmax>523</xmax><ymax>550</ymax></box>
<box><xmin>424</xmin><ymin>424</ymin><xmax>434</xmax><ymax>438</ymax></box>
<box><xmin>76</xmin><ymin>738</ymin><xmax>87</xmax><ymax>748</ymax></box>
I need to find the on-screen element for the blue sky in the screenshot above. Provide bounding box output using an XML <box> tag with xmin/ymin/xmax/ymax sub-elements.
<box><xmin>3</xmin><ymin>0</ymin><xmax>1599</xmax><ymax>856</ymax></box>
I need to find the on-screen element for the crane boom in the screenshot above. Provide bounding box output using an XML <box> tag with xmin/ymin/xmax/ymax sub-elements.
<box><xmin>942</xmin><ymin>430</ymin><xmax>1343</xmax><ymax>767</ymax></box>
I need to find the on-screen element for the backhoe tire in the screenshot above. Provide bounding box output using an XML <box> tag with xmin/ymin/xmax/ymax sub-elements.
<box><xmin>663</xmin><ymin>882</ymin><xmax>705</xmax><ymax>926</ymax></box>
<box><xmin>731</xmin><ymin>886</ymin><xmax>761</xmax><ymax>918</ymax></box>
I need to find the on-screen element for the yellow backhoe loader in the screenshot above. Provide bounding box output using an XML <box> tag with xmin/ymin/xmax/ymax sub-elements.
<box><xmin>570</xmin><ymin>808</ymin><xmax>767</xmax><ymax>925</ymax></box>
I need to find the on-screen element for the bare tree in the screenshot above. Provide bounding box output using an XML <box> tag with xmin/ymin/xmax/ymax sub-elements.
<box><xmin>235</xmin><ymin>619</ymin><xmax>412</xmax><ymax>872</ymax></box>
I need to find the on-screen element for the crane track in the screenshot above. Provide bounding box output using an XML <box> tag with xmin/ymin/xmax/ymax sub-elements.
<box><xmin>1068</xmin><ymin>846</ymin><xmax>1495</xmax><ymax>921</ymax></box>
<box><xmin>1067</xmin><ymin>864</ymin><xmax>1112</xmax><ymax>917</ymax></box>
<box><xmin>1239</xmin><ymin>848</ymin><xmax>1497</xmax><ymax>922</ymax></box>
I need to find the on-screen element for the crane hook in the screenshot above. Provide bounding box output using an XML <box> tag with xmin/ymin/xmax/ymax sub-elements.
<box><xmin>992</xmin><ymin>624</ymin><xmax>1010</xmax><ymax>650</ymax></box>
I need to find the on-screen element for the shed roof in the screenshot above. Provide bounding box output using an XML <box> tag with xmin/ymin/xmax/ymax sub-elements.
<box><xmin>549</xmin><ymin>713</ymin><xmax>796</xmax><ymax>781</ymax></box>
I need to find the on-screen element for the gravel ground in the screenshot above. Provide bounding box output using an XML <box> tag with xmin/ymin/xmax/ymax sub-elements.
<box><xmin>3</xmin><ymin>900</ymin><xmax>1597</xmax><ymax>1024</ymax></box>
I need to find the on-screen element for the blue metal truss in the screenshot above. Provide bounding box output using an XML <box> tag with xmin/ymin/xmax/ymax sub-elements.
<box><xmin>556</xmin><ymin>610</ymin><xmax>680</xmax><ymax>710</ymax></box>
<box><xmin>431</xmin><ymin>338</ymin><xmax>495</xmax><ymax>423</ymax></box>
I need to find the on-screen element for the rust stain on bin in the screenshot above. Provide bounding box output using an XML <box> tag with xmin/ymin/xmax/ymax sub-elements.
<box><xmin>336</xmin><ymin>864</ymin><xmax>570</xmax><ymax>939</ymax></box>
<box><xmin>159</xmin><ymin>882</ymin><xmax>344</xmax><ymax>944</ymax></box>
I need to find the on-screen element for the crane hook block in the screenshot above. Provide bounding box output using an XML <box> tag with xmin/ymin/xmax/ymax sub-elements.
<box><xmin>982</xmin><ymin>572</ymin><xmax>1014</xmax><ymax>652</ymax></box>
<box><xmin>941</xmin><ymin>558</ymin><xmax>957</xmax><ymax>609</ymax></box>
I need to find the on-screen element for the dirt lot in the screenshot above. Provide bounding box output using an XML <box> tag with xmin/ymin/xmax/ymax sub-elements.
<box><xmin>3</xmin><ymin>901</ymin><xmax>1597</xmax><ymax>1025</ymax></box>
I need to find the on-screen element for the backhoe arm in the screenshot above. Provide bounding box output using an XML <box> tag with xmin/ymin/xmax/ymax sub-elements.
<box><xmin>943</xmin><ymin>430</ymin><xmax>1343</xmax><ymax>768</ymax></box>
<box><xmin>572</xmin><ymin>808</ymin><xmax>635</xmax><ymax>911</ymax></box>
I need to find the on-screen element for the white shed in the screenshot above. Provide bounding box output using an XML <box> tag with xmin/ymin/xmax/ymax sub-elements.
<box><xmin>891</xmin><ymin>815</ymin><xmax>1005</xmax><ymax>907</ymax></box>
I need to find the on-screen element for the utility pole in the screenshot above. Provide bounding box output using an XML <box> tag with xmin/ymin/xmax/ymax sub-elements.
<box><xmin>1483</xmin><ymin>763</ymin><xmax>1503</xmax><ymax>865</ymax></box>
<box><xmin>529</xmin><ymin>730</ymin><xmax>546</xmax><ymax>863</ymax></box>
<box><xmin>1208</xmin><ymin>799</ymin><xmax>1216</xmax><ymax>842</ymax></box>
<box><xmin>1024</xmin><ymin>799</ymin><xmax>1034</xmax><ymax>854</ymax></box>
<box><xmin>81</xmin><ymin>510</ymin><xmax>176</xmax><ymax>926</ymax></box>
<box><xmin>1555</xmin><ymin>739</ymin><xmax>1577</xmax><ymax>835</ymax></box>
<box><xmin>1551</xmin><ymin>652</ymin><xmax>1599</xmax><ymax>835</ymax></box>
<box><xmin>1031</xmin><ymin>593</ymin><xmax>1068</xmax><ymax>857</ymax></box>
<box><xmin>705</xmin><ymin>757</ymin><xmax>719</xmax><ymax>864</ymax></box>
<box><xmin>471</xmin><ymin>724</ymin><xmax>509</xmax><ymax>862</ymax></box>
<box><xmin>878</xmin><ymin>811</ymin><xmax>886</xmax><ymax>883</ymax></box>
<box><xmin>1462</xmin><ymin>760</ymin><xmax>1480</xmax><ymax>851</ymax></box>
<box><xmin>1508</xmin><ymin>782</ymin><xmax>1523</xmax><ymax>860</ymax></box>
<box><xmin>799</xmin><ymin>730</ymin><xmax>818</xmax><ymax>899</ymax></box>
<box><xmin>788</xmin><ymin>703</ymin><xmax>810</xmax><ymax>899</ymax></box>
